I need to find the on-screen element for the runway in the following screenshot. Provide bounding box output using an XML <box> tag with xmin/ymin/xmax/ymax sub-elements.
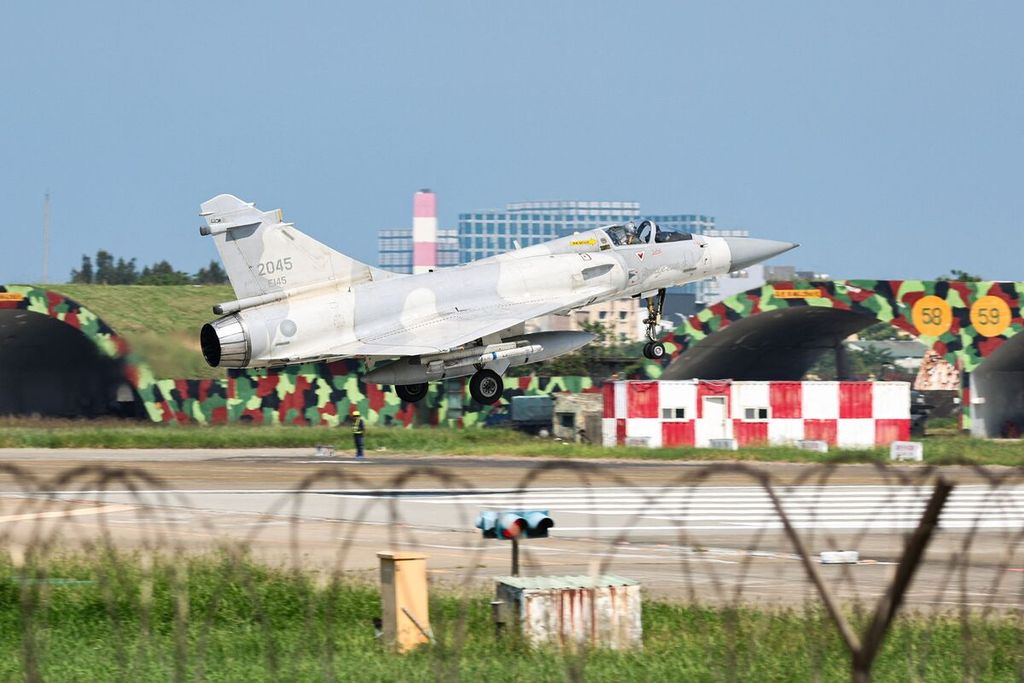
<box><xmin>0</xmin><ymin>448</ymin><xmax>1021</xmax><ymax>608</ymax></box>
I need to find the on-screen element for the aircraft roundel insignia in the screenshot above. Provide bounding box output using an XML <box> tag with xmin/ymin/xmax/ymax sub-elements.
<box><xmin>636</xmin><ymin>251</ymin><xmax>645</xmax><ymax>261</ymax></box>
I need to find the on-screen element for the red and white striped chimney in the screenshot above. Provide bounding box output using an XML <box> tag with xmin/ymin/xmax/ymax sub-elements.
<box><xmin>412</xmin><ymin>189</ymin><xmax>438</xmax><ymax>274</ymax></box>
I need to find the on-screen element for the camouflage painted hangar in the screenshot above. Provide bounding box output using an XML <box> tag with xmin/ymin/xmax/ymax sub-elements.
<box><xmin>645</xmin><ymin>279</ymin><xmax>1024</xmax><ymax>438</ymax></box>
<box><xmin>1</xmin><ymin>280</ymin><xmax>1021</xmax><ymax>438</ymax></box>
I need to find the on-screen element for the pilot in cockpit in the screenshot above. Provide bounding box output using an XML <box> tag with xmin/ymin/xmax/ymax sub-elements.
<box><xmin>604</xmin><ymin>223</ymin><xmax>637</xmax><ymax>246</ymax></box>
<box><xmin>624</xmin><ymin>223</ymin><xmax>638</xmax><ymax>245</ymax></box>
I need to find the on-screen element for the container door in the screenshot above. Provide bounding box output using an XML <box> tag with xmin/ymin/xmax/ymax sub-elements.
<box><xmin>702</xmin><ymin>396</ymin><xmax>729</xmax><ymax>439</ymax></box>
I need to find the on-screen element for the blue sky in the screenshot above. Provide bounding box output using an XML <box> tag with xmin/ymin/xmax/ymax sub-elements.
<box><xmin>2</xmin><ymin>2</ymin><xmax>1021</xmax><ymax>284</ymax></box>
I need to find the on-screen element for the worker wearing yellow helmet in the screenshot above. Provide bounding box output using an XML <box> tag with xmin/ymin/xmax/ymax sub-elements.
<box><xmin>351</xmin><ymin>409</ymin><xmax>366</xmax><ymax>459</ymax></box>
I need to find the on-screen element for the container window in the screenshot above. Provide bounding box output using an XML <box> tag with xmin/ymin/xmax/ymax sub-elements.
<box><xmin>744</xmin><ymin>407</ymin><xmax>769</xmax><ymax>421</ymax></box>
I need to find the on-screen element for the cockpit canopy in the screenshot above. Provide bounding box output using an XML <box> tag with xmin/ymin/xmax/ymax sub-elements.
<box><xmin>603</xmin><ymin>220</ymin><xmax>694</xmax><ymax>246</ymax></box>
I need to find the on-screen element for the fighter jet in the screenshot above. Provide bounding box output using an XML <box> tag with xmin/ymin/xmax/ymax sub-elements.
<box><xmin>198</xmin><ymin>194</ymin><xmax>796</xmax><ymax>404</ymax></box>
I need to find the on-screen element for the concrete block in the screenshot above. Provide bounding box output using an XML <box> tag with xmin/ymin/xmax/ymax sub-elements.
<box><xmin>495</xmin><ymin>575</ymin><xmax>641</xmax><ymax>650</ymax></box>
<box><xmin>820</xmin><ymin>550</ymin><xmax>860</xmax><ymax>564</ymax></box>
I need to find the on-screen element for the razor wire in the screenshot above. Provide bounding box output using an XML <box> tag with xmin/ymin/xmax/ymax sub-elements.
<box><xmin>0</xmin><ymin>460</ymin><xmax>1021</xmax><ymax>682</ymax></box>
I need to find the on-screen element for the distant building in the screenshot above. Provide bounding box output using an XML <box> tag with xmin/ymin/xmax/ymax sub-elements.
<box><xmin>456</xmin><ymin>201</ymin><xmax>642</xmax><ymax>261</ymax></box>
<box><xmin>456</xmin><ymin>202</ymin><xmax>717</xmax><ymax>263</ymax></box>
<box><xmin>456</xmin><ymin>201</ymin><xmax>724</xmax><ymax>312</ymax></box>
<box><xmin>764</xmin><ymin>265</ymin><xmax>831</xmax><ymax>282</ymax></box>
<box><xmin>378</xmin><ymin>228</ymin><xmax>458</xmax><ymax>274</ymax></box>
<box><xmin>527</xmin><ymin>296</ymin><xmax>646</xmax><ymax>345</ymax></box>
<box><xmin>381</xmin><ymin>196</ymin><xmax>721</xmax><ymax>270</ymax></box>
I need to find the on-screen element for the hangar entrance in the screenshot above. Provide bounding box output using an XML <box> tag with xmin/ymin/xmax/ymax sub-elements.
<box><xmin>0</xmin><ymin>309</ymin><xmax>141</xmax><ymax>418</ymax></box>
<box><xmin>663</xmin><ymin>307</ymin><xmax>880</xmax><ymax>381</ymax></box>
<box><xmin>969</xmin><ymin>332</ymin><xmax>1024</xmax><ymax>438</ymax></box>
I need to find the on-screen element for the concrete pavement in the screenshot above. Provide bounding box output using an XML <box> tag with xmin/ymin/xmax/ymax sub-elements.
<box><xmin>0</xmin><ymin>448</ymin><xmax>1021</xmax><ymax>608</ymax></box>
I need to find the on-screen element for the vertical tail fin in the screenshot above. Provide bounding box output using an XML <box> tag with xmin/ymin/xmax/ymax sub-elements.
<box><xmin>199</xmin><ymin>194</ymin><xmax>395</xmax><ymax>299</ymax></box>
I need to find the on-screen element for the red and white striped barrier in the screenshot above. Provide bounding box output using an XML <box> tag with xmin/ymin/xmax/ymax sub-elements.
<box><xmin>601</xmin><ymin>380</ymin><xmax>910</xmax><ymax>449</ymax></box>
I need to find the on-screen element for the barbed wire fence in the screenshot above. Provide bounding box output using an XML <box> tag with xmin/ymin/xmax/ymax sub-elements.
<box><xmin>0</xmin><ymin>461</ymin><xmax>1022</xmax><ymax>681</ymax></box>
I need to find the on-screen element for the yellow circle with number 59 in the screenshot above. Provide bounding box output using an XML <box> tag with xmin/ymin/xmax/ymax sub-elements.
<box><xmin>911</xmin><ymin>296</ymin><xmax>953</xmax><ymax>337</ymax></box>
<box><xmin>970</xmin><ymin>296</ymin><xmax>1011</xmax><ymax>337</ymax></box>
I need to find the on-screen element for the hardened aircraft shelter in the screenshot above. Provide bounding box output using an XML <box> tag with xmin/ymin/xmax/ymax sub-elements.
<box><xmin>646</xmin><ymin>279</ymin><xmax>1024</xmax><ymax>438</ymax></box>
<box><xmin>1</xmin><ymin>281</ymin><xmax>1021</xmax><ymax>438</ymax></box>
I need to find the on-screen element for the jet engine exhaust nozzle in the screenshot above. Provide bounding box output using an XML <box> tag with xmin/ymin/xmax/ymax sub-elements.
<box><xmin>200</xmin><ymin>314</ymin><xmax>251</xmax><ymax>368</ymax></box>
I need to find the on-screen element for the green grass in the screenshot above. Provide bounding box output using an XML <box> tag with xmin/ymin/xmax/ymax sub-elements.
<box><xmin>1</xmin><ymin>417</ymin><xmax>1022</xmax><ymax>466</ymax></box>
<box><xmin>52</xmin><ymin>284</ymin><xmax>233</xmax><ymax>379</ymax></box>
<box><xmin>1</xmin><ymin>554</ymin><xmax>1019</xmax><ymax>682</ymax></box>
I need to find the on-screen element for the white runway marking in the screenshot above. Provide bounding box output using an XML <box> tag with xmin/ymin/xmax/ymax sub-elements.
<box><xmin>0</xmin><ymin>503</ymin><xmax>136</xmax><ymax>523</ymax></box>
<box><xmin>326</xmin><ymin>485</ymin><xmax>1024</xmax><ymax>532</ymax></box>
<box><xmin>7</xmin><ymin>485</ymin><xmax>1021</xmax><ymax>533</ymax></box>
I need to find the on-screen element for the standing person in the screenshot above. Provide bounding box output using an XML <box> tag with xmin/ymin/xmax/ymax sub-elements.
<box><xmin>351</xmin><ymin>409</ymin><xmax>366</xmax><ymax>459</ymax></box>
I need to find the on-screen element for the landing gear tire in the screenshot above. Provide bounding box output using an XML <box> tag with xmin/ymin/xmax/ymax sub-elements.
<box><xmin>469</xmin><ymin>369</ymin><xmax>504</xmax><ymax>405</ymax></box>
<box><xmin>395</xmin><ymin>382</ymin><xmax>428</xmax><ymax>403</ymax></box>
<box><xmin>643</xmin><ymin>342</ymin><xmax>666</xmax><ymax>360</ymax></box>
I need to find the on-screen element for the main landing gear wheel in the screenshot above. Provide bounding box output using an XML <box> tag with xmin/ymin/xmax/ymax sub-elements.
<box><xmin>469</xmin><ymin>369</ymin><xmax>504</xmax><ymax>404</ymax></box>
<box><xmin>643</xmin><ymin>342</ymin><xmax>666</xmax><ymax>360</ymax></box>
<box><xmin>395</xmin><ymin>382</ymin><xmax>428</xmax><ymax>403</ymax></box>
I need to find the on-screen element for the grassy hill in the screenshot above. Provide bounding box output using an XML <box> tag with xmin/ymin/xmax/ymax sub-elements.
<box><xmin>51</xmin><ymin>284</ymin><xmax>234</xmax><ymax>379</ymax></box>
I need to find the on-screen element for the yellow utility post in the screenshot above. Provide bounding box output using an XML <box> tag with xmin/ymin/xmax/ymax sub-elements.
<box><xmin>377</xmin><ymin>551</ymin><xmax>431</xmax><ymax>652</ymax></box>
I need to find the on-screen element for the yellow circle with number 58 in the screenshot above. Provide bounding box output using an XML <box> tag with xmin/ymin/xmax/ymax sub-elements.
<box><xmin>911</xmin><ymin>296</ymin><xmax>953</xmax><ymax>337</ymax></box>
<box><xmin>970</xmin><ymin>296</ymin><xmax>1011</xmax><ymax>337</ymax></box>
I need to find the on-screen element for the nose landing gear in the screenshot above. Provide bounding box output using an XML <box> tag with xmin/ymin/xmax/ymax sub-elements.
<box><xmin>642</xmin><ymin>288</ymin><xmax>667</xmax><ymax>360</ymax></box>
<box><xmin>643</xmin><ymin>341</ymin><xmax>666</xmax><ymax>360</ymax></box>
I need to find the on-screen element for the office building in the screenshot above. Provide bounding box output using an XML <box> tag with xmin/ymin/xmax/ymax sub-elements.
<box><xmin>457</xmin><ymin>201</ymin><xmax>643</xmax><ymax>261</ymax></box>
<box><xmin>378</xmin><ymin>229</ymin><xmax>459</xmax><ymax>274</ymax></box>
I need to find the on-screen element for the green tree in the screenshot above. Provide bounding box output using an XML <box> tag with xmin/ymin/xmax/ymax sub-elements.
<box><xmin>69</xmin><ymin>255</ymin><xmax>94</xmax><ymax>283</ymax></box>
<box><xmin>936</xmin><ymin>269</ymin><xmax>982</xmax><ymax>282</ymax></box>
<box><xmin>856</xmin><ymin>321</ymin><xmax>908</xmax><ymax>341</ymax></box>
<box><xmin>194</xmin><ymin>260</ymin><xmax>229</xmax><ymax>284</ymax></box>
<box><xmin>806</xmin><ymin>343</ymin><xmax>896</xmax><ymax>380</ymax></box>
<box><xmin>90</xmin><ymin>251</ymin><xmax>138</xmax><ymax>284</ymax></box>
<box><xmin>93</xmin><ymin>250</ymin><xmax>115</xmax><ymax>283</ymax></box>
<box><xmin>112</xmin><ymin>257</ymin><xmax>139</xmax><ymax>284</ymax></box>
<box><xmin>138</xmin><ymin>260</ymin><xmax>191</xmax><ymax>285</ymax></box>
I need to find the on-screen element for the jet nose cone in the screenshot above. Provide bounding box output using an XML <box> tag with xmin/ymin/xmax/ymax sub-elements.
<box><xmin>722</xmin><ymin>237</ymin><xmax>799</xmax><ymax>272</ymax></box>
